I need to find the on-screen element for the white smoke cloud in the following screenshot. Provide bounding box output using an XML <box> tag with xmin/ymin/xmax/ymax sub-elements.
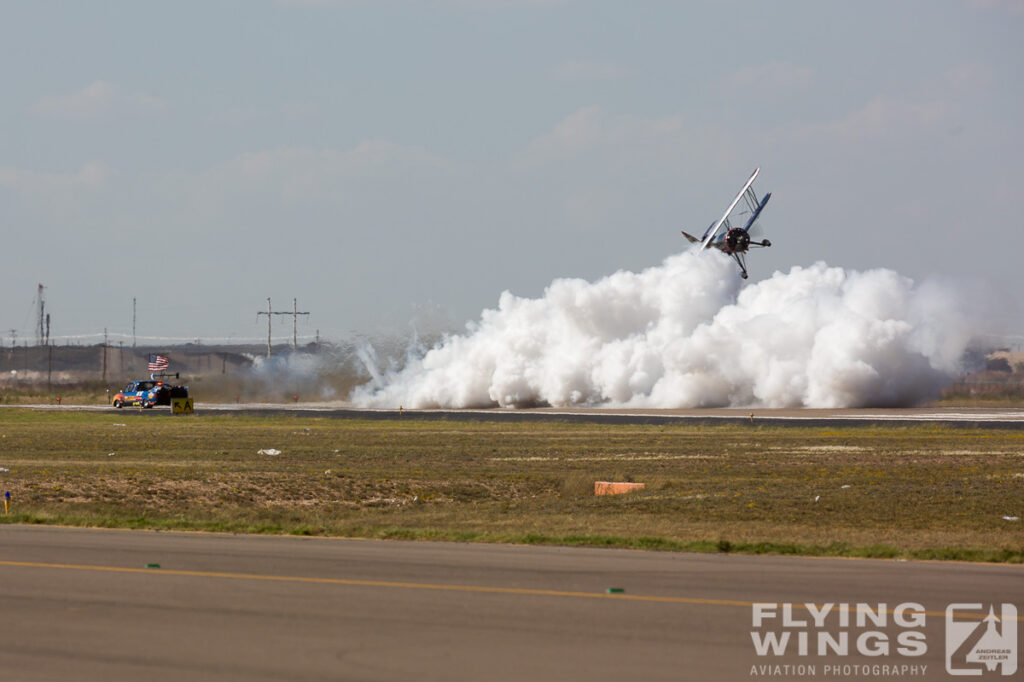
<box><xmin>351</xmin><ymin>250</ymin><xmax>973</xmax><ymax>409</ymax></box>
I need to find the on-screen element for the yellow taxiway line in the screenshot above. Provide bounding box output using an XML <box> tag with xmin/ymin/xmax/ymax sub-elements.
<box><xmin>0</xmin><ymin>559</ymin><xmax>1018</xmax><ymax>621</ymax></box>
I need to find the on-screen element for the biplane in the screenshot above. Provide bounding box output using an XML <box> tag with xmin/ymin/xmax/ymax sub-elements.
<box><xmin>681</xmin><ymin>168</ymin><xmax>772</xmax><ymax>279</ymax></box>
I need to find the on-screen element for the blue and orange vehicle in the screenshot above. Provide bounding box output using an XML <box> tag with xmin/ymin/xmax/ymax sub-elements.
<box><xmin>112</xmin><ymin>378</ymin><xmax>188</xmax><ymax>408</ymax></box>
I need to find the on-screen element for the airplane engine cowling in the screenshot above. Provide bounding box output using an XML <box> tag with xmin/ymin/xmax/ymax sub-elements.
<box><xmin>725</xmin><ymin>228</ymin><xmax>751</xmax><ymax>253</ymax></box>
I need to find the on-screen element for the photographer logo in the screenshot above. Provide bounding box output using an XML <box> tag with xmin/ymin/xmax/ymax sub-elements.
<box><xmin>945</xmin><ymin>604</ymin><xmax>1017</xmax><ymax>676</ymax></box>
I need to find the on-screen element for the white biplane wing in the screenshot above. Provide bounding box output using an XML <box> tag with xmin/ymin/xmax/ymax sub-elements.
<box><xmin>701</xmin><ymin>167</ymin><xmax>760</xmax><ymax>250</ymax></box>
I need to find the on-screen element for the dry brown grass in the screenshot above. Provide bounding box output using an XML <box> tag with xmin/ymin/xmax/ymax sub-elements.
<box><xmin>1</xmin><ymin>409</ymin><xmax>1021</xmax><ymax>560</ymax></box>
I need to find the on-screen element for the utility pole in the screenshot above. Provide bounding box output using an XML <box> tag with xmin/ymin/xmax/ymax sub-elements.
<box><xmin>36</xmin><ymin>284</ymin><xmax>45</xmax><ymax>346</ymax></box>
<box><xmin>257</xmin><ymin>298</ymin><xmax>272</xmax><ymax>358</ymax></box>
<box><xmin>256</xmin><ymin>298</ymin><xmax>310</xmax><ymax>357</ymax></box>
<box><xmin>292</xmin><ymin>298</ymin><xmax>304</xmax><ymax>348</ymax></box>
<box><xmin>45</xmin><ymin>312</ymin><xmax>52</xmax><ymax>389</ymax></box>
<box><xmin>102</xmin><ymin>328</ymin><xmax>108</xmax><ymax>383</ymax></box>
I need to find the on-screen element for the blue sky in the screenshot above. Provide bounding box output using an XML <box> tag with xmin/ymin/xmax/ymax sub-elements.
<box><xmin>2</xmin><ymin>0</ymin><xmax>1022</xmax><ymax>344</ymax></box>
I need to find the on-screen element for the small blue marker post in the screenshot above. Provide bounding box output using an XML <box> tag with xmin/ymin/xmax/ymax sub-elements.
<box><xmin>4</xmin><ymin>491</ymin><xmax>10</xmax><ymax>516</ymax></box>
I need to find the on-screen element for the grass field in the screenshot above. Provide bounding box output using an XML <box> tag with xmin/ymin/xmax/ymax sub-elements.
<box><xmin>0</xmin><ymin>409</ymin><xmax>1021</xmax><ymax>562</ymax></box>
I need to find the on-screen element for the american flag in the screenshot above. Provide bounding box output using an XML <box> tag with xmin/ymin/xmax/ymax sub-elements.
<box><xmin>148</xmin><ymin>354</ymin><xmax>170</xmax><ymax>372</ymax></box>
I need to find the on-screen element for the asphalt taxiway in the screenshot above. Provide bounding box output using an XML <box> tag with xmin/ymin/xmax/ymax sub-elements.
<box><xmin>1</xmin><ymin>526</ymin><xmax>1020</xmax><ymax>681</ymax></box>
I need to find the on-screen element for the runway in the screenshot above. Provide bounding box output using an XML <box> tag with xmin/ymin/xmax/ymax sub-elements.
<box><xmin>9</xmin><ymin>403</ymin><xmax>1024</xmax><ymax>428</ymax></box>
<box><xmin>0</xmin><ymin>526</ymin><xmax>1019</xmax><ymax>681</ymax></box>
<box><xmin>197</xmin><ymin>404</ymin><xmax>1024</xmax><ymax>428</ymax></box>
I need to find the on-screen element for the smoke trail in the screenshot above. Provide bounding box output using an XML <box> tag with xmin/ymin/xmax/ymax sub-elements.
<box><xmin>351</xmin><ymin>250</ymin><xmax>973</xmax><ymax>409</ymax></box>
